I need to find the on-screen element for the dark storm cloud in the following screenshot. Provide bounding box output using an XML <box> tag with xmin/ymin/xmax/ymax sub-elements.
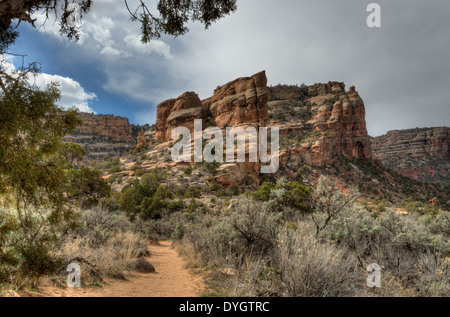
<box><xmin>31</xmin><ymin>0</ymin><xmax>450</xmax><ymax>135</ymax></box>
<box><xmin>173</xmin><ymin>0</ymin><xmax>450</xmax><ymax>136</ymax></box>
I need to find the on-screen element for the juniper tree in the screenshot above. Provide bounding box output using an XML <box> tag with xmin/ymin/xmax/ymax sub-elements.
<box><xmin>0</xmin><ymin>53</ymin><xmax>81</xmax><ymax>239</ymax></box>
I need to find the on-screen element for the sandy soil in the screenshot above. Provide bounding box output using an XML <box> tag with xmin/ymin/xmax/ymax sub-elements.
<box><xmin>36</xmin><ymin>241</ymin><xmax>205</xmax><ymax>297</ymax></box>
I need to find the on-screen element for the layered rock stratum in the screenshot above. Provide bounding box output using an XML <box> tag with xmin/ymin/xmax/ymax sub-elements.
<box><xmin>63</xmin><ymin>113</ymin><xmax>136</xmax><ymax>161</ymax></box>
<box><xmin>156</xmin><ymin>71</ymin><xmax>269</xmax><ymax>142</ymax></box>
<box><xmin>268</xmin><ymin>82</ymin><xmax>372</xmax><ymax>168</ymax></box>
<box><xmin>371</xmin><ymin>127</ymin><xmax>450</xmax><ymax>182</ymax></box>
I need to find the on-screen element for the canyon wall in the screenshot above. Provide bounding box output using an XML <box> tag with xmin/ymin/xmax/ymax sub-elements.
<box><xmin>371</xmin><ymin>127</ymin><xmax>450</xmax><ymax>182</ymax></box>
<box><xmin>268</xmin><ymin>82</ymin><xmax>372</xmax><ymax>168</ymax></box>
<box><xmin>63</xmin><ymin>113</ymin><xmax>136</xmax><ymax>162</ymax></box>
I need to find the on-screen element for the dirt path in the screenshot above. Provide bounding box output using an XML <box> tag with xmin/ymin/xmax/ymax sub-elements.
<box><xmin>38</xmin><ymin>241</ymin><xmax>205</xmax><ymax>297</ymax></box>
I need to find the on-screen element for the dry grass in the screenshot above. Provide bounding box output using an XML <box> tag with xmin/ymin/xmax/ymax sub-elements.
<box><xmin>57</xmin><ymin>231</ymin><xmax>146</xmax><ymax>282</ymax></box>
<box><xmin>275</xmin><ymin>224</ymin><xmax>359</xmax><ymax>297</ymax></box>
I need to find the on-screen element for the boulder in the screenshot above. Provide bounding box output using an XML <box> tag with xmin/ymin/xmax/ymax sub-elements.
<box><xmin>133</xmin><ymin>259</ymin><xmax>155</xmax><ymax>274</ymax></box>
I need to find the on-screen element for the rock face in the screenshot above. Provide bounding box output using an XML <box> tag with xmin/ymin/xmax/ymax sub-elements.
<box><xmin>155</xmin><ymin>92</ymin><xmax>205</xmax><ymax>141</ymax></box>
<box><xmin>269</xmin><ymin>82</ymin><xmax>372</xmax><ymax>168</ymax></box>
<box><xmin>156</xmin><ymin>71</ymin><xmax>269</xmax><ymax>141</ymax></box>
<box><xmin>136</xmin><ymin>130</ymin><xmax>147</xmax><ymax>148</ymax></box>
<box><xmin>63</xmin><ymin>113</ymin><xmax>136</xmax><ymax>161</ymax></box>
<box><xmin>155</xmin><ymin>71</ymin><xmax>269</xmax><ymax>187</ymax></box>
<box><xmin>203</xmin><ymin>71</ymin><xmax>269</xmax><ymax>129</ymax></box>
<box><xmin>371</xmin><ymin>127</ymin><xmax>450</xmax><ymax>182</ymax></box>
<box><xmin>154</xmin><ymin>73</ymin><xmax>372</xmax><ymax>187</ymax></box>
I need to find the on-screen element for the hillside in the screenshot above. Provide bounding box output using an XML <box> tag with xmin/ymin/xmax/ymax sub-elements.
<box><xmin>92</xmin><ymin>72</ymin><xmax>448</xmax><ymax>208</ymax></box>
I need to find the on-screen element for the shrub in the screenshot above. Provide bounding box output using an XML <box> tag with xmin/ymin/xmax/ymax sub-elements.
<box><xmin>75</xmin><ymin>206</ymin><xmax>133</xmax><ymax>247</ymax></box>
<box><xmin>0</xmin><ymin>207</ymin><xmax>66</xmax><ymax>286</ymax></box>
<box><xmin>120</xmin><ymin>170</ymin><xmax>173</xmax><ymax>220</ymax></box>
<box><xmin>57</xmin><ymin>206</ymin><xmax>147</xmax><ymax>281</ymax></box>
<box><xmin>182</xmin><ymin>198</ymin><xmax>282</xmax><ymax>268</ymax></box>
<box><xmin>225</xmin><ymin>184</ymin><xmax>240</xmax><ymax>197</ymax></box>
<box><xmin>203</xmin><ymin>161</ymin><xmax>221</xmax><ymax>174</ymax></box>
<box><xmin>320</xmin><ymin>203</ymin><xmax>450</xmax><ymax>295</ymax></box>
<box><xmin>254</xmin><ymin>182</ymin><xmax>277</xmax><ymax>201</ymax></box>
<box><xmin>0</xmin><ymin>212</ymin><xmax>19</xmax><ymax>282</ymax></box>
<box><xmin>186</xmin><ymin>199</ymin><xmax>201</xmax><ymax>214</ymax></box>
<box><xmin>66</xmin><ymin>166</ymin><xmax>111</xmax><ymax>209</ymax></box>
<box><xmin>58</xmin><ymin>231</ymin><xmax>146</xmax><ymax>281</ymax></box>
<box><xmin>184</xmin><ymin>165</ymin><xmax>193</xmax><ymax>175</ymax></box>
<box><xmin>184</xmin><ymin>187</ymin><xmax>202</xmax><ymax>199</ymax></box>
<box><xmin>276</xmin><ymin>224</ymin><xmax>358</xmax><ymax>297</ymax></box>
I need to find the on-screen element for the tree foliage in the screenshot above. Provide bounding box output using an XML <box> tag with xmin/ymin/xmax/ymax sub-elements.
<box><xmin>254</xmin><ymin>180</ymin><xmax>312</xmax><ymax>214</ymax></box>
<box><xmin>0</xmin><ymin>0</ymin><xmax>237</xmax><ymax>44</ymax></box>
<box><xmin>0</xmin><ymin>59</ymin><xmax>81</xmax><ymax>224</ymax></box>
<box><xmin>119</xmin><ymin>170</ymin><xmax>181</xmax><ymax>220</ymax></box>
<box><xmin>65</xmin><ymin>166</ymin><xmax>111</xmax><ymax>208</ymax></box>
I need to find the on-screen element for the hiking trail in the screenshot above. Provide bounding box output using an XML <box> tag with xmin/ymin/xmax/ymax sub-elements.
<box><xmin>38</xmin><ymin>241</ymin><xmax>205</xmax><ymax>297</ymax></box>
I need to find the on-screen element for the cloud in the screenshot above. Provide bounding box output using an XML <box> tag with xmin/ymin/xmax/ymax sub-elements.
<box><xmin>1</xmin><ymin>57</ymin><xmax>96</xmax><ymax>113</ymax></box>
<box><xmin>100</xmin><ymin>46</ymin><xmax>122</xmax><ymax>57</ymax></box>
<box><xmin>31</xmin><ymin>73</ymin><xmax>97</xmax><ymax>113</ymax></box>
<box><xmin>124</xmin><ymin>34</ymin><xmax>173</xmax><ymax>59</ymax></box>
<box><xmin>26</xmin><ymin>0</ymin><xmax>450</xmax><ymax>136</ymax></box>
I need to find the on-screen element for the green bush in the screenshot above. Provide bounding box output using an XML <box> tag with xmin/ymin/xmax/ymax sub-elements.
<box><xmin>119</xmin><ymin>171</ymin><xmax>174</xmax><ymax>220</ymax></box>
<box><xmin>18</xmin><ymin>244</ymin><xmax>64</xmax><ymax>281</ymax></box>
<box><xmin>225</xmin><ymin>184</ymin><xmax>240</xmax><ymax>197</ymax></box>
<box><xmin>254</xmin><ymin>180</ymin><xmax>311</xmax><ymax>214</ymax></box>
<box><xmin>0</xmin><ymin>207</ymin><xmax>66</xmax><ymax>286</ymax></box>
<box><xmin>184</xmin><ymin>165</ymin><xmax>193</xmax><ymax>175</ymax></box>
<box><xmin>184</xmin><ymin>187</ymin><xmax>202</xmax><ymax>199</ymax></box>
<box><xmin>0</xmin><ymin>212</ymin><xmax>19</xmax><ymax>282</ymax></box>
<box><xmin>203</xmin><ymin>161</ymin><xmax>221</xmax><ymax>174</ymax></box>
<box><xmin>254</xmin><ymin>182</ymin><xmax>277</xmax><ymax>201</ymax></box>
<box><xmin>66</xmin><ymin>166</ymin><xmax>111</xmax><ymax>209</ymax></box>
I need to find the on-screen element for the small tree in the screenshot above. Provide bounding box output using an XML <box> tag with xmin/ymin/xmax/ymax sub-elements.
<box><xmin>0</xmin><ymin>64</ymin><xmax>81</xmax><ymax>237</ymax></box>
<box><xmin>0</xmin><ymin>57</ymin><xmax>84</xmax><ymax>284</ymax></box>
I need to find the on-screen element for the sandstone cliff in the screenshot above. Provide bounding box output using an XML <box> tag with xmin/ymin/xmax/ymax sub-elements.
<box><xmin>268</xmin><ymin>82</ymin><xmax>372</xmax><ymax>168</ymax></box>
<box><xmin>371</xmin><ymin>127</ymin><xmax>450</xmax><ymax>182</ymax></box>
<box><xmin>154</xmin><ymin>73</ymin><xmax>372</xmax><ymax>186</ymax></box>
<box><xmin>155</xmin><ymin>71</ymin><xmax>268</xmax><ymax>187</ymax></box>
<box><xmin>156</xmin><ymin>71</ymin><xmax>269</xmax><ymax>142</ymax></box>
<box><xmin>64</xmin><ymin>113</ymin><xmax>136</xmax><ymax>161</ymax></box>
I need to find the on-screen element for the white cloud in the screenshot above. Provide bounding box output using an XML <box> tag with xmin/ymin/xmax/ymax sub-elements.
<box><xmin>124</xmin><ymin>34</ymin><xmax>173</xmax><ymax>59</ymax></box>
<box><xmin>1</xmin><ymin>57</ymin><xmax>96</xmax><ymax>113</ymax></box>
<box><xmin>100</xmin><ymin>46</ymin><xmax>123</xmax><ymax>56</ymax></box>
<box><xmin>32</xmin><ymin>73</ymin><xmax>97</xmax><ymax>113</ymax></box>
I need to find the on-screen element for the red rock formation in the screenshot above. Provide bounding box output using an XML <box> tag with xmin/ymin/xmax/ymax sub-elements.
<box><xmin>371</xmin><ymin>127</ymin><xmax>450</xmax><ymax>182</ymax></box>
<box><xmin>154</xmin><ymin>73</ymin><xmax>373</xmax><ymax>186</ymax></box>
<box><xmin>372</xmin><ymin>128</ymin><xmax>449</xmax><ymax>161</ymax></box>
<box><xmin>155</xmin><ymin>92</ymin><xmax>206</xmax><ymax>141</ymax></box>
<box><xmin>273</xmin><ymin>84</ymin><xmax>372</xmax><ymax>167</ymax></box>
<box><xmin>137</xmin><ymin>130</ymin><xmax>147</xmax><ymax>148</ymax></box>
<box><xmin>308</xmin><ymin>82</ymin><xmax>345</xmax><ymax>96</ymax></box>
<box><xmin>155</xmin><ymin>71</ymin><xmax>268</xmax><ymax>187</ymax></box>
<box><xmin>63</xmin><ymin>113</ymin><xmax>136</xmax><ymax>161</ymax></box>
<box><xmin>203</xmin><ymin>71</ymin><xmax>269</xmax><ymax>129</ymax></box>
<box><xmin>156</xmin><ymin>71</ymin><xmax>268</xmax><ymax>142</ymax></box>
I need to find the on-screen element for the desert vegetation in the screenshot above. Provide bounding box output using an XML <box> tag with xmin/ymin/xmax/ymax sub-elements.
<box><xmin>160</xmin><ymin>177</ymin><xmax>449</xmax><ymax>297</ymax></box>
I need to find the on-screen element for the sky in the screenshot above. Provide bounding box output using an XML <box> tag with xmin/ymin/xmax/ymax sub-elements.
<box><xmin>8</xmin><ymin>0</ymin><xmax>450</xmax><ymax>137</ymax></box>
